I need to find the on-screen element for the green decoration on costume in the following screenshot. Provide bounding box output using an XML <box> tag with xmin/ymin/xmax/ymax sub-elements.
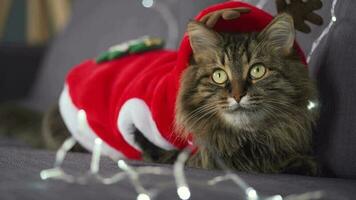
<box><xmin>96</xmin><ymin>36</ymin><xmax>165</xmax><ymax>63</ymax></box>
<box><xmin>129</xmin><ymin>38</ymin><xmax>165</xmax><ymax>53</ymax></box>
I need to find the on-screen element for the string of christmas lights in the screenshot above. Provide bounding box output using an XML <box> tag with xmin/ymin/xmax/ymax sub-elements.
<box><xmin>307</xmin><ymin>0</ymin><xmax>339</xmax><ymax>63</ymax></box>
<box><xmin>141</xmin><ymin>0</ymin><xmax>179</xmax><ymax>48</ymax></box>
<box><xmin>40</xmin><ymin>107</ymin><xmax>323</xmax><ymax>200</ymax></box>
<box><xmin>41</xmin><ymin>0</ymin><xmax>337</xmax><ymax>199</ymax></box>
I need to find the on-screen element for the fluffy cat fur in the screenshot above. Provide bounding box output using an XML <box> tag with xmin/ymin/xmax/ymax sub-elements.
<box><xmin>175</xmin><ymin>14</ymin><xmax>319</xmax><ymax>175</ymax></box>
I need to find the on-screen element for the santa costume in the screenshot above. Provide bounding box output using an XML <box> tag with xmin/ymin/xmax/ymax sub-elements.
<box><xmin>59</xmin><ymin>1</ymin><xmax>307</xmax><ymax>160</ymax></box>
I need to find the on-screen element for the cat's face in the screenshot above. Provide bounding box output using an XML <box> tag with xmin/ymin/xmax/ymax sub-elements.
<box><xmin>176</xmin><ymin>14</ymin><xmax>317</xmax><ymax>137</ymax></box>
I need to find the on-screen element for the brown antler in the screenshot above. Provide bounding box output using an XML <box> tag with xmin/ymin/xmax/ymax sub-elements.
<box><xmin>200</xmin><ymin>7</ymin><xmax>251</xmax><ymax>28</ymax></box>
<box><xmin>276</xmin><ymin>0</ymin><xmax>323</xmax><ymax>33</ymax></box>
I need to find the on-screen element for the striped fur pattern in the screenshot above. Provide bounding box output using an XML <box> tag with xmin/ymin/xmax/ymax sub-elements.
<box><xmin>176</xmin><ymin>14</ymin><xmax>319</xmax><ymax>175</ymax></box>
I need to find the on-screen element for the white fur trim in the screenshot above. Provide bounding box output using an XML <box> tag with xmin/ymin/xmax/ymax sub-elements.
<box><xmin>59</xmin><ymin>85</ymin><xmax>124</xmax><ymax>161</ymax></box>
<box><xmin>117</xmin><ymin>98</ymin><xmax>176</xmax><ymax>151</ymax></box>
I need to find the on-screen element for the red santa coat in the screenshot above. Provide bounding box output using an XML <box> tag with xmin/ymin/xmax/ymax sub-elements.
<box><xmin>59</xmin><ymin>1</ymin><xmax>307</xmax><ymax>160</ymax></box>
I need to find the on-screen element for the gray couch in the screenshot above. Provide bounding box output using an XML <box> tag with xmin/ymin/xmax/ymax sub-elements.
<box><xmin>2</xmin><ymin>0</ymin><xmax>356</xmax><ymax>199</ymax></box>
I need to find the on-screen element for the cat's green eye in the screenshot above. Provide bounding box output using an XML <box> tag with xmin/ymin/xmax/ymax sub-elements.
<box><xmin>212</xmin><ymin>69</ymin><xmax>228</xmax><ymax>84</ymax></box>
<box><xmin>249</xmin><ymin>64</ymin><xmax>266</xmax><ymax>80</ymax></box>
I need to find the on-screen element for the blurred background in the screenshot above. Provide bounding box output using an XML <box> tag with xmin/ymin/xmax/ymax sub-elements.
<box><xmin>0</xmin><ymin>0</ymin><xmax>72</xmax><ymax>146</ymax></box>
<box><xmin>0</xmin><ymin>0</ymin><xmax>71</xmax><ymax>45</ymax></box>
<box><xmin>0</xmin><ymin>0</ymin><xmax>71</xmax><ymax>103</ymax></box>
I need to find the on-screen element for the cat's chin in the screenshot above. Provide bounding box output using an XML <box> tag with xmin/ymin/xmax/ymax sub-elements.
<box><xmin>222</xmin><ymin>110</ymin><xmax>257</xmax><ymax>132</ymax></box>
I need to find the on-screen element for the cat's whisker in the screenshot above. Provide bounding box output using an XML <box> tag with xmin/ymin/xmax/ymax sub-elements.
<box><xmin>198</xmin><ymin>110</ymin><xmax>219</xmax><ymax>129</ymax></box>
<box><xmin>261</xmin><ymin>105</ymin><xmax>308</xmax><ymax>140</ymax></box>
<box><xmin>181</xmin><ymin>101</ymin><xmax>224</xmax><ymax>125</ymax></box>
<box><xmin>177</xmin><ymin>103</ymin><xmax>216</xmax><ymax>132</ymax></box>
<box><xmin>182</xmin><ymin>103</ymin><xmax>217</xmax><ymax>120</ymax></box>
<box><xmin>262</xmin><ymin>104</ymin><xmax>304</xmax><ymax>128</ymax></box>
<box><xmin>263</xmin><ymin>98</ymin><xmax>311</xmax><ymax>111</ymax></box>
<box><xmin>262</xmin><ymin>98</ymin><xmax>307</xmax><ymax>116</ymax></box>
<box><xmin>184</xmin><ymin>106</ymin><xmax>220</xmax><ymax>134</ymax></box>
<box><xmin>182</xmin><ymin>108</ymin><xmax>215</xmax><ymax>129</ymax></box>
<box><xmin>187</xmin><ymin>109</ymin><xmax>218</xmax><ymax>131</ymax></box>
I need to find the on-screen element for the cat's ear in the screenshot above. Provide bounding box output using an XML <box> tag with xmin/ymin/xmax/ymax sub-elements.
<box><xmin>258</xmin><ymin>13</ymin><xmax>295</xmax><ymax>56</ymax></box>
<box><xmin>187</xmin><ymin>21</ymin><xmax>222</xmax><ymax>63</ymax></box>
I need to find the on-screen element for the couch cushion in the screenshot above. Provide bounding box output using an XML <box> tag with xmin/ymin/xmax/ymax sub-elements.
<box><xmin>309</xmin><ymin>0</ymin><xmax>356</xmax><ymax>179</ymax></box>
<box><xmin>1</xmin><ymin>146</ymin><xmax>355</xmax><ymax>200</ymax></box>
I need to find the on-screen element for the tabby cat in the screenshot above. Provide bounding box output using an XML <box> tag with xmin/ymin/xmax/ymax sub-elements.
<box><xmin>174</xmin><ymin>13</ymin><xmax>319</xmax><ymax>175</ymax></box>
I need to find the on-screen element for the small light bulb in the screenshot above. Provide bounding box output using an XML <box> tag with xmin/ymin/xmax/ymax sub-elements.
<box><xmin>78</xmin><ymin>109</ymin><xmax>87</xmax><ymax>133</ymax></box>
<box><xmin>40</xmin><ymin>168</ymin><xmax>63</xmax><ymax>180</ymax></box>
<box><xmin>117</xmin><ymin>160</ymin><xmax>128</xmax><ymax>170</ymax></box>
<box><xmin>177</xmin><ymin>186</ymin><xmax>191</xmax><ymax>200</ymax></box>
<box><xmin>142</xmin><ymin>0</ymin><xmax>154</xmax><ymax>8</ymax></box>
<box><xmin>95</xmin><ymin>138</ymin><xmax>103</xmax><ymax>145</ymax></box>
<box><xmin>40</xmin><ymin>171</ymin><xmax>50</xmax><ymax>180</ymax></box>
<box><xmin>246</xmin><ymin>187</ymin><xmax>258</xmax><ymax>200</ymax></box>
<box><xmin>307</xmin><ymin>101</ymin><xmax>317</xmax><ymax>110</ymax></box>
<box><xmin>78</xmin><ymin>109</ymin><xmax>86</xmax><ymax>121</ymax></box>
<box><xmin>268</xmin><ymin>195</ymin><xmax>283</xmax><ymax>200</ymax></box>
<box><xmin>137</xmin><ymin>193</ymin><xmax>151</xmax><ymax>200</ymax></box>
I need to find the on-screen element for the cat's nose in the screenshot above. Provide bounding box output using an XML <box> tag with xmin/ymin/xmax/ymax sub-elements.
<box><xmin>230</xmin><ymin>80</ymin><xmax>246</xmax><ymax>102</ymax></box>
<box><xmin>233</xmin><ymin>92</ymin><xmax>246</xmax><ymax>103</ymax></box>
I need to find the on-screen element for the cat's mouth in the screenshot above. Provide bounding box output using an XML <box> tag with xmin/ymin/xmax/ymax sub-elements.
<box><xmin>222</xmin><ymin>108</ymin><xmax>254</xmax><ymax>131</ymax></box>
<box><xmin>226</xmin><ymin>103</ymin><xmax>244</xmax><ymax>113</ymax></box>
<box><xmin>224</xmin><ymin>96</ymin><xmax>250</xmax><ymax>113</ymax></box>
<box><xmin>222</xmin><ymin>97</ymin><xmax>257</xmax><ymax>130</ymax></box>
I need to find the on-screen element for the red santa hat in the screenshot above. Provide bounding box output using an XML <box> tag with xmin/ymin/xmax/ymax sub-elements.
<box><xmin>59</xmin><ymin>1</ymin><xmax>307</xmax><ymax>160</ymax></box>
